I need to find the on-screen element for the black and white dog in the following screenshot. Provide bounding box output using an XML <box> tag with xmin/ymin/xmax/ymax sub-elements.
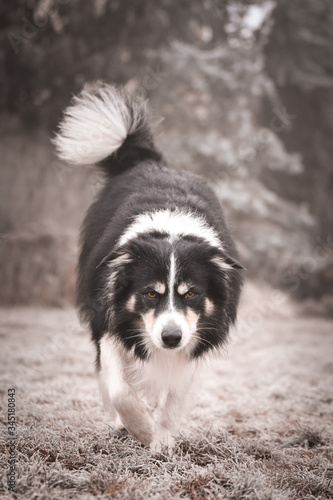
<box><xmin>54</xmin><ymin>83</ymin><xmax>243</xmax><ymax>450</ymax></box>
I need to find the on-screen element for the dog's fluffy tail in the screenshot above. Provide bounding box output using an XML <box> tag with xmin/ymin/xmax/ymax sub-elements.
<box><xmin>53</xmin><ymin>83</ymin><xmax>162</xmax><ymax>172</ymax></box>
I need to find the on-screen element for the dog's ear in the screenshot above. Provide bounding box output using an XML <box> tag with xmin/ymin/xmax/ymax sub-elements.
<box><xmin>211</xmin><ymin>249</ymin><xmax>245</xmax><ymax>272</ymax></box>
<box><xmin>96</xmin><ymin>247</ymin><xmax>132</xmax><ymax>269</ymax></box>
<box><xmin>221</xmin><ymin>254</ymin><xmax>245</xmax><ymax>270</ymax></box>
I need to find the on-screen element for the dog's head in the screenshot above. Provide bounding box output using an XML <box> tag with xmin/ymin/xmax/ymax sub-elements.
<box><xmin>102</xmin><ymin>227</ymin><xmax>243</xmax><ymax>360</ymax></box>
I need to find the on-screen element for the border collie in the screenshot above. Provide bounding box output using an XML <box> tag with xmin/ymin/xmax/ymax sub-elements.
<box><xmin>54</xmin><ymin>83</ymin><xmax>243</xmax><ymax>450</ymax></box>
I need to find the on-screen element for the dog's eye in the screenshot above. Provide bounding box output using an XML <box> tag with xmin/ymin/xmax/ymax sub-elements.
<box><xmin>185</xmin><ymin>291</ymin><xmax>196</xmax><ymax>298</ymax></box>
<box><xmin>147</xmin><ymin>291</ymin><xmax>158</xmax><ymax>299</ymax></box>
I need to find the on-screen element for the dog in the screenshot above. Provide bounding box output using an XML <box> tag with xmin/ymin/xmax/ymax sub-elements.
<box><xmin>53</xmin><ymin>83</ymin><xmax>244</xmax><ymax>450</ymax></box>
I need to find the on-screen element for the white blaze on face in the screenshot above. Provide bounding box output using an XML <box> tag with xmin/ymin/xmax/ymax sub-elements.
<box><xmin>168</xmin><ymin>253</ymin><xmax>176</xmax><ymax>310</ymax></box>
<box><xmin>141</xmin><ymin>252</ymin><xmax>201</xmax><ymax>350</ymax></box>
<box><xmin>148</xmin><ymin>253</ymin><xmax>194</xmax><ymax>349</ymax></box>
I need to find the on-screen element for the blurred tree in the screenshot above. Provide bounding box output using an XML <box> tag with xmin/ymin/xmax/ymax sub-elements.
<box><xmin>264</xmin><ymin>0</ymin><xmax>333</xmax><ymax>240</ymax></box>
<box><xmin>1</xmin><ymin>0</ymin><xmax>332</xmax><ymax>307</ymax></box>
<box><xmin>1</xmin><ymin>0</ymin><xmax>267</xmax><ymax>130</ymax></box>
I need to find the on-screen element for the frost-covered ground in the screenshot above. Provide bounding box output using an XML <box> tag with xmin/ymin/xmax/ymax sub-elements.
<box><xmin>0</xmin><ymin>283</ymin><xmax>332</xmax><ymax>499</ymax></box>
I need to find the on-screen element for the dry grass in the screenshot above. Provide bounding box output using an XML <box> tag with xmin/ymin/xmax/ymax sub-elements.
<box><xmin>0</xmin><ymin>284</ymin><xmax>333</xmax><ymax>499</ymax></box>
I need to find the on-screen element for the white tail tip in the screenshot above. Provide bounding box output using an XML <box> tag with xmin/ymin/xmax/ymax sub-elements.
<box><xmin>53</xmin><ymin>83</ymin><xmax>147</xmax><ymax>166</ymax></box>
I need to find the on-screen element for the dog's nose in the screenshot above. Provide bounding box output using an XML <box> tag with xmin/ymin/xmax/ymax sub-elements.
<box><xmin>161</xmin><ymin>327</ymin><xmax>182</xmax><ymax>348</ymax></box>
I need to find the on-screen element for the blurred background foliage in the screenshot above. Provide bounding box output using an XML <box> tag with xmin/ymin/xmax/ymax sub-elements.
<box><xmin>0</xmin><ymin>0</ymin><xmax>332</xmax><ymax>313</ymax></box>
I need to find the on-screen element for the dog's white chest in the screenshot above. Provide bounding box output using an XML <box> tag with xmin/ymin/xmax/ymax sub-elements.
<box><xmin>126</xmin><ymin>349</ymin><xmax>196</xmax><ymax>404</ymax></box>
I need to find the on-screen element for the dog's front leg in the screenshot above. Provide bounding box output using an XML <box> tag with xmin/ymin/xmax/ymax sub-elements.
<box><xmin>150</xmin><ymin>391</ymin><xmax>179</xmax><ymax>451</ymax></box>
<box><xmin>99</xmin><ymin>337</ymin><xmax>154</xmax><ymax>446</ymax></box>
<box><xmin>151</xmin><ymin>379</ymin><xmax>192</xmax><ymax>451</ymax></box>
<box><xmin>112</xmin><ymin>387</ymin><xmax>155</xmax><ymax>446</ymax></box>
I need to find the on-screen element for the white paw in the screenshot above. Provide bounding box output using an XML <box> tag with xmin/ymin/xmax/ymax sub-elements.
<box><xmin>113</xmin><ymin>413</ymin><xmax>125</xmax><ymax>430</ymax></box>
<box><xmin>120</xmin><ymin>410</ymin><xmax>155</xmax><ymax>446</ymax></box>
<box><xmin>150</xmin><ymin>429</ymin><xmax>175</xmax><ymax>453</ymax></box>
<box><xmin>114</xmin><ymin>393</ymin><xmax>156</xmax><ymax>446</ymax></box>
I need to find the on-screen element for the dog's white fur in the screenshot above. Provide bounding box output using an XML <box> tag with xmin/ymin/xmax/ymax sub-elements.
<box><xmin>99</xmin><ymin>336</ymin><xmax>196</xmax><ymax>450</ymax></box>
<box><xmin>53</xmin><ymin>85</ymin><xmax>147</xmax><ymax>165</ymax></box>
<box><xmin>117</xmin><ymin>209</ymin><xmax>223</xmax><ymax>251</ymax></box>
